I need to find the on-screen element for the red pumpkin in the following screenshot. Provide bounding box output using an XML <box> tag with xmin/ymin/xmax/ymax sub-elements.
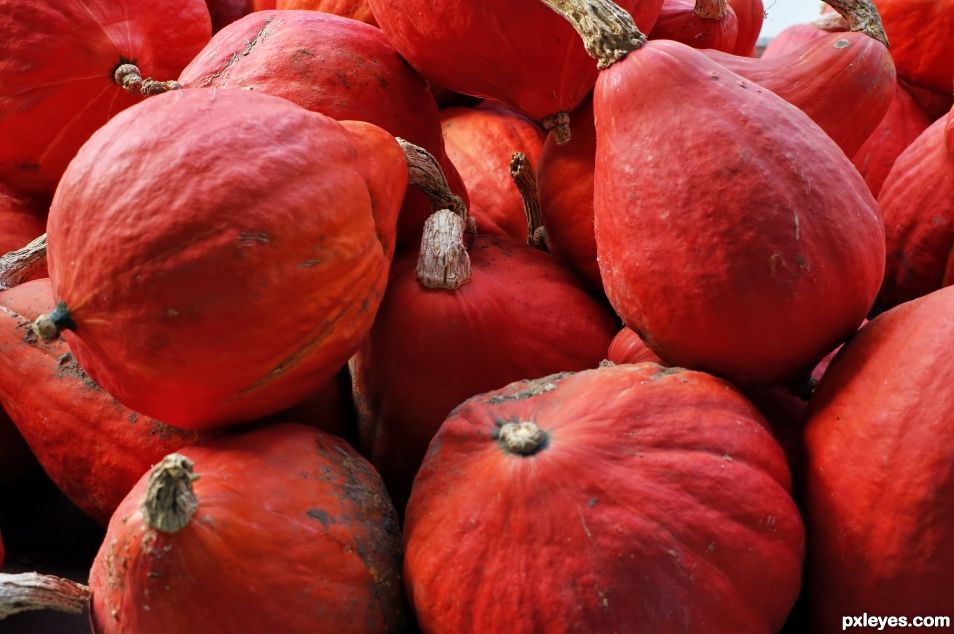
<box><xmin>179</xmin><ymin>10</ymin><xmax>465</xmax><ymax>249</ymax></box>
<box><xmin>606</xmin><ymin>326</ymin><xmax>662</xmax><ymax>364</ymax></box>
<box><xmin>594</xmin><ymin>38</ymin><xmax>884</xmax><ymax>386</ymax></box>
<box><xmin>728</xmin><ymin>0</ymin><xmax>763</xmax><ymax>55</ymax></box>
<box><xmin>440</xmin><ymin>102</ymin><xmax>546</xmax><ymax>241</ymax></box>
<box><xmin>367</xmin><ymin>0</ymin><xmax>664</xmax><ymax>141</ymax></box>
<box><xmin>0</xmin><ymin>0</ymin><xmax>211</xmax><ymax>197</ymax></box>
<box><xmin>41</xmin><ymin>88</ymin><xmax>407</xmax><ymax>429</ymax></box>
<box><xmin>704</xmin><ymin>31</ymin><xmax>896</xmax><ymax>156</ymax></box>
<box><xmin>0</xmin><ymin>187</ymin><xmax>46</xmax><ymax>282</ymax></box>
<box><xmin>875</xmin><ymin>0</ymin><xmax>954</xmax><ymax>94</ymax></box>
<box><xmin>804</xmin><ymin>285</ymin><xmax>954</xmax><ymax>632</ymax></box>
<box><xmin>352</xmin><ymin>207</ymin><xmax>618</xmax><ymax>511</ymax></box>
<box><xmin>649</xmin><ymin>0</ymin><xmax>739</xmax><ymax>53</ymax></box>
<box><xmin>0</xmin><ymin>278</ymin><xmax>209</xmax><ymax>523</ymax></box>
<box><xmin>762</xmin><ymin>23</ymin><xmax>830</xmax><ymax>58</ymax></box>
<box><xmin>405</xmin><ymin>365</ymin><xmax>804</xmax><ymax>632</ymax></box>
<box><xmin>878</xmin><ymin>106</ymin><xmax>954</xmax><ymax>308</ymax></box>
<box><xmin>536</xmin><ymin>96</ymin><xmax>603</xmax><ymax>292</ymax></box>
<box><xmin>89</xmin><ymin>423</ymin><xmax>406</xmax><ymax>633</ymax></box>
<box><xmin>252</xmin><ymin>0</ymin><xmax>275</xmax><ymax>8</ymax></box>
<box><xmin>276</xmin><ymin>0</ymin><xmax>377</xmax><ymax>25</ymax></box>
<box><xmin>852</xmin><ymin>82</ymin><xmax>932</xmax><ymax>197</ymax></box>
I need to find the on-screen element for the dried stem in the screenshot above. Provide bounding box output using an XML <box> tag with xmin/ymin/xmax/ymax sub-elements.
<box><xmin>0</xmin><ymin>573</ymin><xmax>90</xmax><ymax>620</ymax></box>
<box><xmin>141</xmin><ymin>454</ymin><xmax>200</xmax><ymax>533</ymax></box>
<box><xmin>821</xmin><ymin>0</ymin><xmax>889</xmax><ymax>46</ymax></box>
<box><xmin>538</xmin><ymin>0</ymin><xmax>646</xmax><ymax>69</ymax></box>
<box><xmin>541</xmin><ymin>112</ymin><xmax>572</xmax><ymax>145</ymax></box>
<box><xmin>396</xmin><ymin>138</ymin><xmax>467</xmax><ymax>220</ymax></box>
<box><xmin>114</xmin><ymin>63</ymin><xmax>182</xmax><ymax>96</ymax></box>
<box><xmin>694</xmin><ymin>0</ymin><xmax>728</xmax><ymax>19</ymax></box>
<box><xmin>0</xmin><ymin>234</ymin><xmax>47</xmax><ymax>291</ymax></box>
<box><xmin>509</xmin><ymin>153</ymin><xmax>547</xmax><ymax>250</ymax></box>
<box><xmin>416</xmin><ymin>209</ymin><xmax>472</xmax><ymax>290</ymax></box>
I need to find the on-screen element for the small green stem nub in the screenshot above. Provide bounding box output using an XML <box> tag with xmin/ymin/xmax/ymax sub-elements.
<box><xmin>32</xmin><ymin>302</ymin><xmax>75</xmax><ymax>341</ymax></box>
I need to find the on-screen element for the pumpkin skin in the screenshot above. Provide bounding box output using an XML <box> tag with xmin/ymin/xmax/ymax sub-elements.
<box><xmin>594</xmin><ymin>41</ymin><xmax>884</xmax><ymax>386</ymax></box>
<box><xmin>852</xmin><ymin>82</ymin><xmax>932</xmax><ymax>197</ymax></box>
<box><xmin>649</xmin><ymin>0</ymin><xmax>739</xmax><ymax>53</ymax></box>
<box><xmin>440</xmin><ymin>102</ymin><xmax>546</xmax><ymax>241</ymax></box>
<box><xmin>0</xmin><ymin>279</ymin><xmax>209</xmax><ymax>523</ymax></box>
<box><xmin>352</xmin><ymin>235</ymin><xmax>618</xmax><ymax>512</ymax></box>
<box><xmin>405</xmin><ymin>365</ymin><xmax>805</xmax><ymax>633</ymax></box>
<box><xmin>877</xmin><ymin>108</ymin><xmax>954</xmax><ymax>308</ymax></box>
<box><xmin>276</xmin><ymin>0</ymin><xmax>377</xmax><ymax>25</ymax></box>
<box><xmin>179</xmin><ymin>10</ymin><xmax>464</xmax><ymax>249</ymax></box>
<box><xmin>704</xmin><ymin>32</ymin><xmax>896</xmax><ymax>157</ymax></box>
<box><xmin>727</xmin><ymin>0</ymin><xmax>763</xmax><ymax>55</ymax></box>
<box><xmin>89</xmin><ymin>423</ymin><xmax>406</xmax><ymax>633</ymax></box>
<box><xmin>536</xmin><ymin>96</ymin><xmax>602</xmax><ymax>292</ymax></box>
<box><xmin>804</xmin><ymin>285</ymin><xmax>954</xmax><ymax>632</ymax></box>
<box><xmin>366</xmin><ymin>0</ymin><xmax>663</xmax><ymax>126</ymax></box>
<box><xmin>606</xmin><ymin>326</ymin><xmax>662</xmax><ymax>364</ymax></box>
<box><xmin>0</xmin><ymin>0</ymin><xmax>211</xmax><ymax>198</ymax></box>
<box><xmin>762</xmin><ymin>23</ymin><xmax>829</xmax><ymax>58</ymax></box>
<box><xmin>875</xmin><ymin>0</ymin><xmax>954</xmax><ymax>94</ymax></box>
<box><xmin>45</xmin><ymin>88</ymin><xmax>407</xmax><ymax>429</ymax></box>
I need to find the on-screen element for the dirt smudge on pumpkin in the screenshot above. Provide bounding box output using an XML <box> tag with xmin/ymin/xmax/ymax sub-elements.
<box><xmin>306</xmin><ymin>508</ymin><xmax>336</xmax><ymax>528</ymax></box>
<box><xmin>485</xmin><ymin>373</ymin><xmax>570</xmax><ymax>404</ymax></box>
<box><xmin>55</xmin><ymin>352</ymin><xmax>102</xmax><ymax>391</ymax></box>
<box><xmin>237</xmin><ymin>231</ymin><xmax>270</xmax><ymax>248</ymax></box>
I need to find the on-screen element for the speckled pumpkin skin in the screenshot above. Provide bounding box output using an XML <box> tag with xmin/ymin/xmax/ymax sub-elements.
<box><xmin>594</xmin><ymin>41</ymin><xmax>884</xmax><ymax>386</ymax></box>
<box><xmin>46</xmin><ymin>88</ymin><xmax>407</xmax><ymax>429</ymax></box>
<box><xmin>0</xmin><ymin>0</ymin><xmax>211</xmax><ymax>197</ymax></box>
<box><xmin>405</xmin><ymin>364</ymin><xmax>804</xmax><ymax>633</ymax></box>
<box><xmin>877</xmin><ymin>107</ymin><xmax>954</xmax><ymax>308</ymax></box>
<box><xmin>367</xmin><ymin>0</ymin><xmax>662</xmax><ymax>123</ymax></box>
<box><xmin>804</xmin><ymin>285</ymin><xmax>954</xmax><ymax>632</ymax></box>
<box><xmin>704</xmin><ymin>32</ymin><xmax>896</xmax><ymax>157</ymax></box>
<box><xmin>89</xmin><ymin>423</ymin><xmax>406</xmax><ymax>633</ymax></box>
<box><xmin>0</xmin><ymin>279</ymin><xmax>209</xmax><ymax>523</ymax></box>
<box><xmin>179</xmin><ymin>10</ymin><xmax>465</xmax><ymax>249</ymax></box>
<box><xmin>440</xmin><ymin>102</ymin><xmax>546</xmax><ymax>241</ymax></box>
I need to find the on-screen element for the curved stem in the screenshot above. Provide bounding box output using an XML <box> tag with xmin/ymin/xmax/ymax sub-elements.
<box><xmin>114</xmin><ymin>63</ymin><xmax>181</xmax><ymax>96</ymax></box>
<box><xmin>0</xmin><ymin>234</ymin><xmax>47</xmax><ymax>291</ymax></box>
<box><xmin>538</xmin><ymin>0</ymin><xmax>646</xmax><ymax>69</ymax></box>
<box><xmin>32</xmin><ymin>301</ymin><xmax>75</xmax><ymax>342</ymax></box>
<box><xmin>821</xmin><ymin>0</ymin><xmax>889</xmax><ymax>46</ymax></box>
<box><xmin>141</xmin><ymin>454</ymin><xmax>200</xmax><ymax>533</ymax></box>
<box><xmin>509</xmin><ymin>153</ymin><xmax>547</xmax><ymax>250</ymax></box>
<box><xmin>396</xmin><ymin>138</ymin><xmax>467</xmax><ymax>221</ymax></box>
<box><xmin>694</xmin><ymin>0</ymin><xmax>728</xmax><ymax>20</ymax></box>
<box><xmin>541</xmin><ymin>112</ymin><xmax>572</xmax><ymax>145</ymax></box>
<box><xmin>0</xmin><ymin>573</ymin><xmax>90</xmax><ymax>620</ymax></box>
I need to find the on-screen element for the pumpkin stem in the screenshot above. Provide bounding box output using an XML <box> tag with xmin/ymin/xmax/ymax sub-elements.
<box><xmin>0</xmin><ymin>573</ymin><xmax>90</xmax><ymax>620</ymax></box>
<box><xmin>0</xmin><ymin>234</ymin><xmax>47</xmax><ymax>291</ymax></box>
<box><xmin>114</xmin><ymin>63</ymin><xmax>182</xmax><ymax>96</ymax></box>
<box><xmin>538</xmin><ymin>0</ymin><xmax>646</xmax><ymax>69</ymax></box>
<box><xmin>820</xmin><ymin>0</ymin><xmax>888</xmax><ymax>46</ymax></box>
<box><xmin>416</xmin><ymin>209</ymin><xmax>472</xmax><ymax>290</ymax></box>
<box><xmin>32</xmin><ymin>302</ymin><xmax>75</xmax><ymax>342</ymax></box>
<box><xmin>498</xmin><ymin>421</ymin><xmax>548</xmax><ymax>456</ymax></box>
<box><xmin>141</xmin><ymin>454</ymin><xmax>200</xmax><ymax>534</ymax></box>
<box><xmin>509</xmin><ymin>153</ymin><xmax>547</xmax><ymax>250</ymax></box>
<box><xmin>694</xmin><ymin>0</ymin><xmax>728</xmax><ymax>19</ymax></box>
<box><xmin>541</xmin><ymin>112</ymin><xmax>572</xmax><ymax>145</ymax></box>
<box><xmin>396</xmin><ymin>138</ymin><xmax>468</xmax><ymax>221</ymax></box>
